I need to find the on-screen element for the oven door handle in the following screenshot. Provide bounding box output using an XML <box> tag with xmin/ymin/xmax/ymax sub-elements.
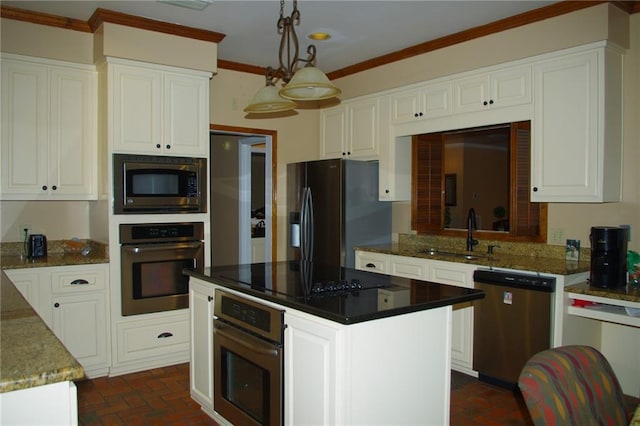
<box><xmin>122</xmin><ymin>242</ymin><xmax>203</xmax><ymax>253</ymax></box>
<box><xmin>214</xmin><ymin>321</ymin><xmax>280</xmax><ymax>357</ymax></box>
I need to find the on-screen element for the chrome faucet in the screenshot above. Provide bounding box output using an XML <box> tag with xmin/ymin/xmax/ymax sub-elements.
<box><xmin>466</xmin><ymin>208</ymin><xmax>478</xmax><ymax>251</ymax></box>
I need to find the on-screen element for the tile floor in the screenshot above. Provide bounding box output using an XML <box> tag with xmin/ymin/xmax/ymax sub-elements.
<box><xmin>77</xmin><ymin>364</ymin><xmax>534</xmax><ymax>425</ymax></box>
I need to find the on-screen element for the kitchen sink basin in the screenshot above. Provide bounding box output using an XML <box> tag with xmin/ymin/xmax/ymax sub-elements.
<box><xmin>424</xmin><ymin>249</ymin><xmax>487</xmax><ymax>261</ymax></box>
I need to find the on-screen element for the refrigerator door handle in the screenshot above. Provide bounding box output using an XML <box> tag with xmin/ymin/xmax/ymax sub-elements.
<box><xmin>301</xmin><ymin>186</ymin><xmax>314</xmax><ymax>260</ymax></box>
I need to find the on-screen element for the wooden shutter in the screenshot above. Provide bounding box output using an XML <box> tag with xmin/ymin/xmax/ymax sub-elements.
<box><xmin>412</xmin><ymin>133</ymin><xmax>444</xmax><ymax>232</ymax></box>
<box><xmin>511</xmin><ymin>121</ymin><xmax>542</xmax><ymax>237</ymax></box>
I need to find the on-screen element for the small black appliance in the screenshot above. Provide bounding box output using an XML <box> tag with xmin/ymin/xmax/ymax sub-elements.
<box><xmin>28</xmin><ymin>234</ymin><xmax>47</xmax><ymax>259</ymax></box>
<box><xmin>589</xmin><ymin>226</ymin><xmax>627</xmax><ymax>288</ymax></box>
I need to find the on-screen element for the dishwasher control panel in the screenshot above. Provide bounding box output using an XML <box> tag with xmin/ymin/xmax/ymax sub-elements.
<box><xmin>473</xmin><ymin>269</ymin><xmax>556</xmax><ymax>291</ymax></box>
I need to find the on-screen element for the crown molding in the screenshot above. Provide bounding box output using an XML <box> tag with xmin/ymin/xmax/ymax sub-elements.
<box><xmin>326</xmin><ymin>0</ymin><xmax>631</xmax><ymax>80</ymax></box>
<box><xmin>0</xmin><ymin>5</ymin><xmax>91</xmax><ymax>32</ymax></box>
<box><xmin>2</xmin><ymin>2</ymin><xmax>637</xmax><ymax>78</ymax></box>
<box><xmin>87</xmin><ymin>8</ymin><xmax>224</xmax><ymax>43</ymax></box>
<box><xmin>0</xmin><ymin>5</ymin><xmax>224</xmax><ymax>43</ymax></box>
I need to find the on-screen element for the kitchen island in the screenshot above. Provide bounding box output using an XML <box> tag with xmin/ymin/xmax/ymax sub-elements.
<box><xmin>187</xmin><ymin>261</ymin><xmax>484</xmax><ymax>425</ymax></box>
<box><xmin>0</xmin><ymin>271</ymin><xmax>84</xmax><ymax>425</ymax></box>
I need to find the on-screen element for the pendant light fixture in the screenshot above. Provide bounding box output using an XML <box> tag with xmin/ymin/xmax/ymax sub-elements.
<box><xmin>244</xmin><ymin>0</ymin><xmax>340</xmax><ymax>114</ymax></box>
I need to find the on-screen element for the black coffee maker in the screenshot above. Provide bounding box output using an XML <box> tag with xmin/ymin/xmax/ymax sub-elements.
<box><xmin>590</xmin><ymin>226</ymin><xmax>627</xmax><ymax>288</ymax></box>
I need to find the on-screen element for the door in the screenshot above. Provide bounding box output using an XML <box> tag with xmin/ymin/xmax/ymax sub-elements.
<box><xmin>306</xmin><ymin>159</ymin><xmax>342</xmax><ymax>266</ymax></box>
<box><xmin>52</xmin><ymin>292</ymin><xmax>108</xmax><ymax>368</ymax></box>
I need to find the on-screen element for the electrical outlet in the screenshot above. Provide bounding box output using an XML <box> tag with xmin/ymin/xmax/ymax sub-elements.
<box><xmin>550</xmin><ymin>228</ymin><xmax>565</xmax><ymax>244</ymax></box>
<box><xmin>19</xmin><ymin>224</ymin><xmax>31</xmax><ymax>240</ymax></box>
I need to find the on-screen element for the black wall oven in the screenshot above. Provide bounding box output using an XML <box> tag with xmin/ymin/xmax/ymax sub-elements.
<box><xmin>120</xmin><ymin>222</ymin><xmax>204</xmax><ymax>316</ymax></box>
<box><xmin>214</xmin><ymin>289</ymin><xmax>284</xmax><ymax>425</ymax></box>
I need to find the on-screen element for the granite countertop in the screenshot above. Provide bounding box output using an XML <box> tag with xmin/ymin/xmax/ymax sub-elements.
<box><xmin>0</xmin><ymin>271</ymin><xmax>84</xmax><ymax>393</ymax></box>
<box><xmin>1</xmin><ymin>240</ymin><xmax>109</xmax><ymax>270</ymax></box>
<box><xmin>356</xmin><ymin>244</ymin><xmax>590</xmax><ymax>276</ymax></box>
<box><xmin>186</xmin><ymin>261</ymin><xmax>485</xmax><ymax>325</ymax></box>
<box><xmin>565</xmin><ymin>282</ymin><xmax>640</xmax><ymax>304</ymax></box>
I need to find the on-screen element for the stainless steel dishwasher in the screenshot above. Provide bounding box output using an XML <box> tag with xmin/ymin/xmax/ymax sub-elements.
<box><xmin>472</xmin><ymin>269</ymin><xmax>555</xmax><ymax>388</ymax></box>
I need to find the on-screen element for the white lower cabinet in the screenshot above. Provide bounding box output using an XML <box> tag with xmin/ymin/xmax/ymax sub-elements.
<box><xmin>5</xmin><ymin>264</ymin><xmax>110</xmax><ymax>378</ymax></box>
<box><xmin>52</xmin><ymin>292</ymin><xmax>108</xmax><ymax>376</ymax></box>
<box><xmin>427</xmin><ymin>260</ymin><xmax>476</xmax><ymax>374</ymax></box>
<box><xmin>355</xmin><ymin>250</ymin><xmax>476</xmax><ymax>373</ymax></box>
<box><xmin>355</xmin><ymin>250</ymin><xmax>427</xmax><ymax>279</ymax></box>
<box><xmin>114</xmin><ymin>312</ymin><xmax>189</xmax><ymax>365</ymax></box>
<box><xmin>284</xmin><ymin>310</ymin><xmax>340</xmax><ymax>426</ymax></box>
<box><xmin>189</xmin><ymin>278</ymin><xmax>214</xmax><ymax>412</ymax></box>
<box><xmin>0</xmin><ymin>381</ymin><xmax>78</xmax><ymax>425</ymax></box>
<box><xmin>5</xmin><ymin>269</ymin><xmax>42</xmax><ymax>317</ymax></box>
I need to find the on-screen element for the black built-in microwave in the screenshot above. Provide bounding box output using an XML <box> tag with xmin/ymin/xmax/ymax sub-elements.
<box><xmin>113</xmin><ymin>153</ymin><xmax>207</xmax><ymax>214</ymax></box>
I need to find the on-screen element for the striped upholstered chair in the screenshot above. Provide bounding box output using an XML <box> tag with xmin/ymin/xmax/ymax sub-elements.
<box><xmin>518</xmin><ymin>345</ymin><xmax>629</xmax><ymax>426</ymax></box>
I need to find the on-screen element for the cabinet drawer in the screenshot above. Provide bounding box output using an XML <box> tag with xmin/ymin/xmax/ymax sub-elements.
<box><xmin>116</xmin><ymin>314</ymin><xmax>189</xmax><ymax>362</ymax></box>
<box><xmin>428</xmin><ymin>262</ymin><xmax>473</xmax><ymax>288</ymax></box>
<box><xmin>389</xmin><ymin>258</ymin><xmax>427</xmax><ymax>280</ymax></box>
<box><xmin>355</xmin><ymin>252</ymin><xmax>388</xmax><ymax>274</ymax></box>
<box><xmin>50</xmin><ymin>266</ymin><xmax>107</xmax><ymax>293</ymax></box>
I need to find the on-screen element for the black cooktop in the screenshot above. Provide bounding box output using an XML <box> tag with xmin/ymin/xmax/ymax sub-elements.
<box><xmin>188</xmin><ymin>261</ymin><xmax>484</xmax><ymax>324</ymax></box>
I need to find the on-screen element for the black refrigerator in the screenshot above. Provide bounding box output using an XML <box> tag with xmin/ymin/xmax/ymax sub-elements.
<box><xmin>287</xmin><ymin>159</ymin><xmax>391</xmax><ymax>268</ymax></box>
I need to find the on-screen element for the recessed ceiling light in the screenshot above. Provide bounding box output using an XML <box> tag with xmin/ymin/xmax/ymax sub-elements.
<box><xmin>308</xmin><ymin>32</ymin><xmax>331</xmax><ymax>41</ymax></box>
<box><xmin>158</xmin><ymin>0</ymin><xmax>212</xmax><ymax>11</ymax></box>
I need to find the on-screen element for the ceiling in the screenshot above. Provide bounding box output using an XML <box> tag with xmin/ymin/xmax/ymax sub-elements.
<box><xmin>3</xmin><ymin>1</ymin><xmax>563</xmax><ymax>74</ymax></box>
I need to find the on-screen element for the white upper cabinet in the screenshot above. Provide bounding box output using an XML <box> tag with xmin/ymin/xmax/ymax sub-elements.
<box><xmin>108</xmin><ymin>58</ymin><xmax>211</xmax><ymax>157</ymax></box>
<box><xmin>320</xmin><ymin>96</ymin><xmax>379</xmax><ymax>160</ymax></box>
<box><xmin>531</xmin><ymin>44</ymin><xmax>622</xmax><ymax>202</ymax></box>
<box><xmin>390</xmin><ymin>82</ymin><xmax>453</xmax><ymax>124</ymax></box>
<box><xmin>452</xmin><ymin>65</ymin><xmax>531</xmax><ymax>114</ymax></box>
<box><xmin>1</xmin><ymin>54</ymin><xmax>97</xmax><ymax>200</ymax></box>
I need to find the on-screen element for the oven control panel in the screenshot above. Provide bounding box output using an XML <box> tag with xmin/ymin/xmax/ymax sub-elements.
<box><xmin>120</xmin><ymin>222</ymin><xmax>204</xmax><ymax>244</ymax></box>
<box><xmin>215</xmin><ymin>290</ymin><xmax>284</xmax><ymax>344</ymax></box>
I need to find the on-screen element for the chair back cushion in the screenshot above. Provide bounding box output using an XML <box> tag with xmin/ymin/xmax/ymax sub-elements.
<box><xmin>518</xmin><ymin>345</ymin><xmax>627</xmax><ymax>426</ymax></box>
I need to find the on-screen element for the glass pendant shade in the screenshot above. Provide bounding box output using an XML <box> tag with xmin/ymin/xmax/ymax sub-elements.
<box><xmin>279</xmin><ymin>66</ymin><xmax>341</xmax><ymax>101</ymax></box>
<box><xmin>244</xmin><ymin>84</ymin><xmax>297</xmax><ymax>113</ymax></box>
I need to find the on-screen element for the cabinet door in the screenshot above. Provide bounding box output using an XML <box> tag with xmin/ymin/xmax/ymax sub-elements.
<box><xmin>452</xmin><ymin>74</ymin><xmax>489</xmax><ymax>114</ymax></box>
<box><xmin>4</xmin><ymin>269</ymin><xmax>43</xmax><ymax>314</ymax></box>
<box><xmin>49</xmin><ymin>66</ymin><xmax>97</xmax><ymax>198</ymax></box>
<box><xmin>52</xmin><ymin>292</ymin><xmax>108</xmax><ymax>369</ymax></box>
<box><xmin>319</xmin><ymin>106</ymin><xmax>347</xmax><ymax>159</ymax></box>
<box><xmin>420</xmin><ymin>83</ymin><xmax>453</xmax><ymax>119</ymax></box>
<box><xmin>1</xmin><ymin>60</ymin><xmax>49</xmax><ymax>197</ymax></box>
<box><xmin>111</xmin><ymin>64</ymin><xmax>162</xmax><ymax>154</ymax></box>
<box><xmin>348</xmin><ymin>98</ymin><xmax>378</xmax><ymax>159</ymax></box>
<box><xmin>532</xmin><ymin>50</ymin><xmax>620</xmax><ymax>202</ymax></box>
<box><xmin>390</xmin><ymin>88</ymin><xmax>421</xmax><ymax>124</ymax></box>
<box><xmin>189</xmin><ymin>279</ymin><xmax>214</xmax><ymax>410</ymax></box>
<box><xmin>284</xmin><ymin>311</ymin><xmax>340</xmax><ymax>426</ymax></box>
<box><xmin>164</xmin><ymin>72</ymin><xmax>209</xmax><ymax>156</ymax></box>
<box><xmin>427</xmin><ymin>261</ymin><xmax>475</xmax><ymax>372</ymax></box>
<box><xmin>490</xmin><ymin>65</ymin><xmax>531</xmax><ymax>109</ymax></box>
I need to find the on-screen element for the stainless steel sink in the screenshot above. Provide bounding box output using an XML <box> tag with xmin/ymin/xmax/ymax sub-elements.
<box><xmin>424</xmin><ymin>249</ymin><xmax>487</xmax><ymax>261</ymax></box>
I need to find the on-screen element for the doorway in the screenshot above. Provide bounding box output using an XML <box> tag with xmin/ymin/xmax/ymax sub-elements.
<box><xmin>209</xmin><ymin>126</ymin><xmax>276</xmax><ymax>267</ymax></box>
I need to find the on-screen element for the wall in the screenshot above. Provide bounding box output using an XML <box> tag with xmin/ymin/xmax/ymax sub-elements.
<box><xmin>208</xmin><ymin>68</ymin><xmax>320</xmax><ymax>260</ymax></box>
<box><xmin>210</xmin><ymin>134</ymin><xmax>240</xmax><ymax>266</ymax></box>
<box><xmin>331</xmin><ymin>4</ymin><xmax>639</xmax><ymax>252</ymax></box>
<box><xmin>1</xmin><ymin>5</ymin><xmax>638</xmax><ymax>255</ymax></box>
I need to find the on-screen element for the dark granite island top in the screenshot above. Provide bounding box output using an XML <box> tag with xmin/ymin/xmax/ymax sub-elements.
<box><xmin>0</xmin><ymin>271</ymin><xmax>84</xmax><ymax>393</ymax></box>
<box><xmin>185</xmin><ymin>260</ymin><xmax>484</xmax><ymax>324</ymax></box>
